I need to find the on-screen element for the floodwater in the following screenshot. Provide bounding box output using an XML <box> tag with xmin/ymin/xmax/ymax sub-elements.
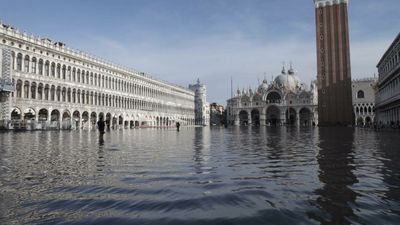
<box><xmin>0</xmin><ymin>127</ymin><xmax>399</xmax><ymax>225</ymax></box>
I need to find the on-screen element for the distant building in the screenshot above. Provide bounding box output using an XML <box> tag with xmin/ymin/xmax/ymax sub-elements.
<box><xmin>226</xmin><ymin>65</ymin><xmax>318</xmax><ymax>127</ymax></box>
<box><xmin>314</xmin><ymin>0</ymin><xmax>353</xmax><ymax>126</ymax></box>
<box><xmin>352</xmin><ymin>77</ymin><xmax>377</xmax><ymax>126</ymax></box>
<box><xmin>375</xmin><ymin>33</ymin><xmax>400</xmax><ymax>125</ymax></box>
<box><xmin>189</xmin><ymin>79</ymin><xmax>210</xmax><ymax>126</ymax></box>
<box><xmin>210</xmin><ymin>103</ymin><xmax>225</xmax><ymax>126</ymax></box>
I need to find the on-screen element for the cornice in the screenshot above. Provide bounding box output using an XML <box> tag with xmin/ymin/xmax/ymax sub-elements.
<box><xmin>314</xmin><ymin>0</ymin><xmax>348</xmax><ymax>8</ymax></box>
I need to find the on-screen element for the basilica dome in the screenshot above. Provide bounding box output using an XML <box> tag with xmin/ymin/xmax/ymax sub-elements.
<box><xmin>274</xmin><ymin>66</ymin><xmax>302</xmax><ymax>91</ymax></box>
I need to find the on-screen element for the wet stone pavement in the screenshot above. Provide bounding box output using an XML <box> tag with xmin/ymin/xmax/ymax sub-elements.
<box><xmin>0</xmin><ymin>127</ymin><xmax>399</xmax><ymax>225</ymax></box>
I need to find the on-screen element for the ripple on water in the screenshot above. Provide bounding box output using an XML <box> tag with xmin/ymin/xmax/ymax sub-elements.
<box><xmin>0</xmin><ymin>128</ymin><xmax>399</xmax><ymax>225</ymax></box>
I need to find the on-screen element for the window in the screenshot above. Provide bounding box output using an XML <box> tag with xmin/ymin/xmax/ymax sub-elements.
<box><xmin>31</xmin><ymin>58</ymin><xmax>37</xmax><ymax>74</ymax></box>
<box><xmin>16</xmin><ymin>53</ymin><xmax>23</xmax><ymax>71</ymax></box>
<box><xmin>357</xmin><ymin>90</ymin><xmax>365</xmax><ymax>99</ymax></box>
<box><xmin>24</xmin><ymin>55</ymin><xmax>30</xmax><ymax>72</ymax></box>
<box><xmin>38</xmin><ymin>59</ymin><xmax>43</xmax><ymax>75</ymax></box>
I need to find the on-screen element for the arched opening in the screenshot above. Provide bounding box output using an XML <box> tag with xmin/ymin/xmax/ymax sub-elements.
<box><xmin>365</xmin><ymin>117</ymin><xmax>372</xmax><ymax>126</ymax></box>
<box><xmin>90</xmin><ymin>112</ymin><xmax>97</xmax><ymax>129</ymax></box>
<box><xmin>239</xmin><ymin>110</ymin><xmax>249</xmax><ymax>126</ymax></box>
<box><xmin>16</xmin><ymin>53</ymin><xmax>22</xmax><ymax>71</ymax></box>
<box><xmin>99</xmin><ymin>112</ymin><xmax>105</xmax><ymax>121</ymax></box>
<box><xmin>16</xmin><ymin>80</ymin><xmax>22</xmax><ymax>98</ymax></box>
<box><xmin>73</xmin><ymin>111</ymin><xmax>80</xmax><ymax>129</ymax></box>
<box><xmin>24</xmin><ymin>81</ymin><xmax>29</xmax><ymax>98</ymax></box>
<box><xmin>51</xmin><ymin>109</ymin><xmax>60</xmax><ymax>122</ymax></box>
<box><xmin>44</xmin><ymin>84</ymin><xmax>49</xmax><ymax>100</ymax></box>
<box><xmin>266</xmin><ymin>106</ymin><xmax>281</xmax><ymax>126</ymax></box>
<box><xmin>119</xmin><ymin>115</ymin><xmax>123</xmax><ymax>127</ymax></box>
<box><xmin>23</xmin><ymin>108</ymin><xmax>36</xmax><ymax>121</ymax></box>
<box><xmin>38</xmin><ymin>108</ymin><xmax>48</xmax><ymax>122</ymax></box>
<box><xmin>357</xmin><ymin>90</ymin><xmax>365</xmax><ymax>99</ymax></box>
<box><xmin>38</xmin><ymin>59</ymin><xmax>43</xmax><ymax>75</ymax></box>
<box><xmin>251</xmin><ymin>109</ymin><xmax>260</xmax><ymax>126</ymax></box>
<box><xmin>50</xmin><ymin>109</ymin><xmax>60</xmax><ymax>129</ymax></box>
<box><xmin>24</xmin><ymin>55</ymin><xmax>30</xmax><ymax>72</ymax></box>
<box><xmin>112</xmin><ymin>115</ymin><xmax>118</xmax><ymax>129</ymax></box>
<box><xmin>37</xmin><ymin>83</ymin><xmax>43</xmax><ymax>100</ymax></box>
<box><xmin>82</xmin><ymin>111</ymin><xmax>89</xmax><ymax>128</ymax></box>
<box><xmin>62</xmin><ymin>111</ymin><xmax>71</xmax><ymax>130</ymax></box>
<box><xmin>286</xmin><ymin>108</ymin><xmax>297</xmax><ymax>126</ymax></box>
<box><xmin>106</xmin><ymin>113</ymin><xmax>112</xmax><ymax>129</ymax></box>
<box><xmin>38</xmin><ymin>108</ymin><xmax>48</xmax><ymax>129</ymax></box>
<box><xmin>30</xmin><ymin>82</ymin><xmax>37</xmax><ymax>99</ymax></box>
<box><xmin>11</xmin><ymin>108</ymin><xmax>22</xmax><ymax>120</ymax></box>
<box><xmin>299</xmin><ymin>108</ymin><xmax>312</xmax><ymax>127</ymax></box>
<box><xmin>356</xmin><ymin>117</ymin><xmax>364</xmax><ymax>127</ymax></box>
<box><xmin>266</xmin><ymin>91</ymin><xmax>281</xmax><ymax>104</ymax></box>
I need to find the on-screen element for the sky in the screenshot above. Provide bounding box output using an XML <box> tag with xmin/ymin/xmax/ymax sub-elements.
<box><xmin>0</xmin><ymin>0</ymin><xmax>399</xmax><ymax>104</ymax></box>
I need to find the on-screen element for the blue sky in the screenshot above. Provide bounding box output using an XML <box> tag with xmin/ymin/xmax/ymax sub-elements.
<box><xmin>1</xmin><ymin>0</ymin><xmax>399</xmax><ymax>104</ymax></box>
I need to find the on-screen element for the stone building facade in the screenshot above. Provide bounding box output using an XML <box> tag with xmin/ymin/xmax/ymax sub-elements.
<box><xmin>0</xmin><ymin>22</ymin><xmax>195</xmax><ymax>130</ymax></box>
<box><xmin>375</xmin><ymin>33</ymin><xmax>400</xmax><ymax>125</ymax></box>
<box><xmin>189</xmin><ymin>79</ymin><xmax>210</xmax><ymax>126</ymax></box>
<box><xmin>227</xmin><ymin>66</ymin><xmax>318</xmax><ymax>127</ymax></box>
<box><xmin>210</xmin><ymin>103</ymin><xmax>225</xmax><ymax>126</ymax></box>
<box><xmin>352</xmin><ymin>77</ymin><xmax>377</xmax><ymax>126</ymax></box>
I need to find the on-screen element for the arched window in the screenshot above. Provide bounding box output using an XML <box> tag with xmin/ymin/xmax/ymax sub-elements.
<box><xmin>38</xmin><ymin>59</ymin><xmax>44</xmax><ymax>75</ymax></box>
<box><xmin>357</xmin><ymin>90</ymin><xmax>365</xmax><ymax>99</ymax></box>
<box><xmin>67</xmin><ymin>67</ymin><xmax>71</xmax><ymax>80</ymax></box>
<box><xmin>31</xmin><ymin>57</ymin><xmax>37</xmax><ymax>74</ymax></box>
<box><xmin>72</xmin><ymin>68</ymin><xmax>76</xmax><ymax>82</ymax></box>
<box><xmin>62</xmin><ymin>65</ymin><xmax>66</xmax><ymax>79</ymax></box>
<box><xmin>24</xmin><ymin>55</ymin><xmax>30</xmax><ymax>72</ymax></box>
<box><xmin>16</xmin><ymin>53</ymin><xmax>23</xmax><ymax>71</ymax></box>
<box><xmin>266</xmin><ymin>91</ymin><xmax>282</xmax><ymax>103</ymax></box>
<box><xmin>51</xmin><ymin>62</ymin><xmax>55</xmax><ymax>77</ymax></box>
<box><xmin>56</xmin><ymin>64</ymin><xmax>61</xmax><ymax>78</ymax></box>
<box><xmin>45</xmin><ymin>61</ymin><xmax>50</xmax><ymax>76</ymax></box>
<box><xmin>77</xmin><ymin>69</ymin><xmax>81</xmax><ymax>83</ymax></box>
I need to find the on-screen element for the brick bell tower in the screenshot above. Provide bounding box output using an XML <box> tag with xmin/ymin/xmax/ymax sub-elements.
<box><xmin>314</xmin><ymin>0</ymin><xmax>353</xmax><ymax>126</ymax></box>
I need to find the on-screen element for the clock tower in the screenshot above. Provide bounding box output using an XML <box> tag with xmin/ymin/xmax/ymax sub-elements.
<box><xmin>314</xmin><ymin>0</ymin><xmax>353</xmax><ymax>126</ymax></box>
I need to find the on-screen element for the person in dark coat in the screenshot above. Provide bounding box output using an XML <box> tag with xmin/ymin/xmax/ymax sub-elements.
<box><xmin>176</xmin><ymin>122</ymin><xmax>181</xmax><ymax>132</ymax></box>
<box><xmin>98</xmin><ymin>117</ymin><xmax>106</xmax><ymax>134</ymax></box>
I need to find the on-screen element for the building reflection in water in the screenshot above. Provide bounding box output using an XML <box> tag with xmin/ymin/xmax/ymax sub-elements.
<box><xmin>193</xmin><ymin>127</ymin><xmax>210</xmax><ymax>175</ymax></box>
<box><xmin>309</xmin><ymin>127</ymin><xmax>358</xmax><ymax>225</ymax></box>
<box><xmin>376</xmin><ymin>132</ymin><xmax>400</xmax><ymax>216</ymax></box>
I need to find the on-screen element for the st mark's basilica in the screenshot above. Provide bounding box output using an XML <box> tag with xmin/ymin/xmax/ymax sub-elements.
<box><xmin>227</xmin><ymin>65</ymin><xmax>318</xmax><ymax>127</ymax></box>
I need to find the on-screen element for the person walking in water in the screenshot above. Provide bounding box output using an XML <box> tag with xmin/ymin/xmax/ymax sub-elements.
<box><xmin>176</xmin><ymin>122</ymin><xmax>181</xmax><ymax>132</ymax></box>
<box><xmin>98</xmin><ymin>117</ymin><xmax>106</xmax><ymax>134</ymax></box>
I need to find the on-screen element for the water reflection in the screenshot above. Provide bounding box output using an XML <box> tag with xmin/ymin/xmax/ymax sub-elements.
<box><xmin>310</xmin><ymin>128</ymin><xmax>358</xmax><ymax>225</ymax></box>
<box><xmin>0</xmin><ymin>128</ymin><xmax>400</xmax><ymax>225</ymax></box>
